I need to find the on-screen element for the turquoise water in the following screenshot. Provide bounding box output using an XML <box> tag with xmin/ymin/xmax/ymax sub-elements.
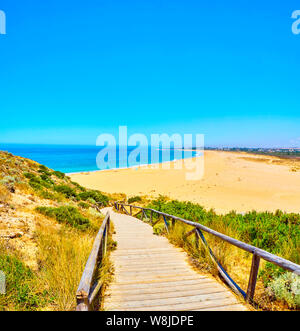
<box><xmin>0</xmin><ymin>144</ymin><xmax>199</xmax><ymax>174</ymax></box>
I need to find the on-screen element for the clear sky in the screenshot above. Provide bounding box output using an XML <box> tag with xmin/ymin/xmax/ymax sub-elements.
<box><xmin>0</xmin><ymin>0</ymin><xmax>299</xmax><ymax>147</ymax></box>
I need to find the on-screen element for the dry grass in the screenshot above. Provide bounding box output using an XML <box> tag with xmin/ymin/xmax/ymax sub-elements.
<box><xmin>0</xmin><ymin>185</ymin><xmax>11</xmax><ymax>204</ymax></box>
<box><xmin>34</xmin><ymin>214</ymin><xmax>115</xmax><ymax>311</ymax></box>
<box><xmin>35</xmin><ymin>223</ymin><xmax>95</xmax><ymax>310</ymax></box>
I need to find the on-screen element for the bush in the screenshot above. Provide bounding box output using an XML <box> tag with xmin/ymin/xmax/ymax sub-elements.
<box><xmin>128</xmin><ymin>196</ymin><xmax>142</xmax><ymax>204</ymax></box>
<box><xmin>0</xmin><ymin>248</ymin><xmax>45</xmax><ymax>310</ymax></box>
<box><xmin>54</xmin><ymin>185</ymin><xmax>77</xmax><ymax>198</ymax></box>
<box><xmin>24</xmin><ymin>172</ymin><xmax>36</xmax><ymax>180</ymax></box>
<box><xmin>38</xmin><ymin>169</ymin><xmax>52</xmax><ymax>177</ymax></box>
<box><xmin>40</xmin><ymin>174</ymin><xmax>54</xmax><ymax>185</ymax></box>
<box><xmin>36</xmin><ymin>206</ymin><xmax>90</xmax><ymax>230</ymax></box>
<box><xmin>52</xmin><ymin>171</ymin><xmax>65</xmax><ymax>179</ymax></box>
<box><xmin>78</xmin><ymin>190</ymin><xmax>109</xmax><ymax>206</ymax></box>
<box><xmin>0</xmin><ymin>176</ymin><xmax>17</xmax><ymax>193</ymax></box>
<box><xmin>268</xmin><ymin>273</ymin><xmax>300</xmax><ymax>309</ymax></box>
<box><xmin>71</xmin><ymin>181</ymin><xmax>86</xmax><ymax>192</ymax></box>
<box><xmin>39</xmin><ymin>190</ymin><xmax>61</xmax><ymax>202</ymax></box>
<box><xmin>29</xmin><ymin>176</ymin><xmax>52</xmax><ymax>190</ymax></box>
<box><xmin>78</xmin><ymin>202</ymin><xmax>89</xmax><ymax>209</ymax></box>
<box><xmin>38</xmin><ymin>165</ymin><xmax>48</xmax><ymax>172</ymax></box>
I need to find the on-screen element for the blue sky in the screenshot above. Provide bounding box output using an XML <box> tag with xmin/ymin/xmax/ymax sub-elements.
<box><xmin>0</xmin><ymin>0</ymin><xmax>299</xmax><ymax>147</ymax></box>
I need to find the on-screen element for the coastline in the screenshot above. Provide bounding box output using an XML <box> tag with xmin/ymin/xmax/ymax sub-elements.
<box><xmin>70</xmin><ymin>150</ymin><xmax>300</xmax><ymax>214</ymax></box>
<box><xmin>66</xmin><ymin>151</ymin><xmax>203</xmax><ymax>176</ymax></box>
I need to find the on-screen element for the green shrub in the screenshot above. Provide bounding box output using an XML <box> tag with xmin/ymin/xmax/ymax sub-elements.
<box><xmin>29</xmin><ymin>176</ymin><xmax>52</xmax><ymax>190</ymax></box>
<box><xmin>128</xmin><ymin>196</ymin><xmax>142</xmax><ymax>204</ymax></box>
<box><xmin>0</xmin><ymin>176</ymin><xmax>17</xmax><ymax>192</ymax></box>
<box><xmin>40</xmin><ymin>174</ymin><xmax>54</xmax><ymax>185</ymax></box>
<box><xmin>78</xmin><ymin>190</ymin><xmax>109</xmax><ymax>206</ymax></box>
<box><xmin>39</xmin><ymin>190</ymin><xmax>61</xmax><ymax>202</ymax></box>
<box><xmin>35</xmin><ymin>206</ymin><xmax>90</xmax><ymax>230</ymax></box>
<box><xmin>78</xmin><ymin>202</ymin><xmax>89</xmax><ymax>209</ymax></box>
<box><xmin>38</xmin><ymin>169</ymin><xmax>52</xmax><ymax>177</ymax></box>
<box><xmin>0</xmin><ymin>249</ymin><xmax>45</xmax><ymax>311</ymax></box>
<box><xmin>38</xmin><ymin>165</ymin><xmax>48</xmax><ymax>172</ymax></box>
<box><xmin>24</xmin><ymin>172</ymin><xmax>36</xmax><ymax>180</ymax></box>
<box><xmin>52</xmin><ymin>171</ymin><xmax>65</xmax><ymax>179</ymax></box>
<box><xmin>71</xmin><ymin>181</ymin><xmax>86</xmax><ymax>192</ymax></box>
<box><xmin>54</xmin><ymin>185</ymin><xmax>77</xmax><ymax>198</ymax></box>
<box><xmin>268</xmin><ymin>273</ymin><xmax>300</xmax><ymax>309</ymax></box>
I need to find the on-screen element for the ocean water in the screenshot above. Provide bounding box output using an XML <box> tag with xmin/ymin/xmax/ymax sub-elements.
<box><xmin>0</xmin><ymin>144</ymin><xmax>199</xmax><ymax>174</ymax></box>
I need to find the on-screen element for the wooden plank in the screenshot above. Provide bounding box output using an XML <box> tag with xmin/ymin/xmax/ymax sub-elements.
<box><xmin>106</xmin><ymin>287</ymin><xmax>229</xmax><ymax>303</ymax></box>
<box><xmin>106</xmin><ymin>280</ymin><xmax>218</xmax><ymax>295</ymax></box>
<box><xmin>107</xmin><ymin>292</ymin><xmax>239</xmax><ymax>310</ymax></box>
<box><xmin>108</xmin><ymin>278</ymin><xmax>211</xmax><ymax>290</ymax></box>
<box><xmin>109</xmin><ymin>297</ymin><xmax>245</xmax><ymax>311</ymax></box>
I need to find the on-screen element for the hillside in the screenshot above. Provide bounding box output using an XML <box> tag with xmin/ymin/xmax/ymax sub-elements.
<box><xmin>0</xmin><ymin>151</ymin><xmax>111</xmax><ymax>310</ymax></box>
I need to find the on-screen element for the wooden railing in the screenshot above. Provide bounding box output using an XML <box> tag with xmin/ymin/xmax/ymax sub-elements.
<box><xmin>76</xmin><ymin>211</ymin><xmax>111</xmax><ymax>311</ymax></box>
<box><xmin>114</xmin><ymin>202</ymin><xmax>300</xmax><ymax>305</ymax></box>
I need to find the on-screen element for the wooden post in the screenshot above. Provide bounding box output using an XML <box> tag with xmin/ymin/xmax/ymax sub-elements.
<box><xmin>246</xmin><ymin>253</ymin><xmax>260</xmax><ymax>303</ymax></box>
<box><xmin>141</xmin><ymin>209</ymin><xmax>144</xmax><ymax>221</ymax></box>
<box><xmin>195</xmin><ymin>231</ymin><xmax>199</xmax><ymax>249</ymax></box>
<box><xmin>172</xmin><ymin>218</ymin><xmax>175</xmax><ymax>228</ymax></box>
<box><xmin>130</xmin><ymin>206</ymin><xmax>132</xmax><ymax>215</ymax></box>
<box><xmin>150</xmin><ymin>210</ymin><xmax>153</xmax><ymax>224</ymax></box>
<box><xmin>76</xmin><ymin>293</ymin><xmax>89</xmax><ymax>311</ymax></box>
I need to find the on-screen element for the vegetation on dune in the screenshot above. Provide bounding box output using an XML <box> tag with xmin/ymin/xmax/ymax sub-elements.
<box><xmin>35</xmin><ymin>206</ymin><xmax>91</xmax><ymax>231</ymax></box>
<box><xmin>128</xmin><ymin>196</ymin><xmax>142</xmax><ymax>204</ymax></box>
<box><xmin>0</xmin><ymin>151</ymin><xmax>112</xmax><ymax>311</ymax></box>
<box><xmin>78</xmin><ymin>190</ymin><xmax>109</xmax><ymax>206</ymax></box>
<box><xmin>145</xmin><ymin>196</ymin><xmax>300</xmax><ymax>309</ymax></box>
<box><xmin>0</xmin><ymin>243</ymin><xmax>50</xmax><ymax>311</ymax></box>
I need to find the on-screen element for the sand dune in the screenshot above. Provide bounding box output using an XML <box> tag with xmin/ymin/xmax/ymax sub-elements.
<box><xmin>70</xmin><ymin>151</ymin><xmax>300</xmax><ymax>214</ymax></box>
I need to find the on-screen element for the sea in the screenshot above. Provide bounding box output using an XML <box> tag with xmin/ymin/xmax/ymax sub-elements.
<box><xmin>0</xmin><ymin>144</ymin><xmax>200</xmax><ymax>174</ymax></box>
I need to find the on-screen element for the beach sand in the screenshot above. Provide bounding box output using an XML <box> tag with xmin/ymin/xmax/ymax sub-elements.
<box><xmin>70</xmin><ymin>151</ymin><xmax>300</xmax><ymax>214</ymax></box>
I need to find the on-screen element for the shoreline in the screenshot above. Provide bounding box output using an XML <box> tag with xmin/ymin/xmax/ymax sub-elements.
<box><xmin>70</xmin><ymin>150</ymin><xmax>300</xmax><ymax>214</ymax></box>
<box><xmin>66</xmin><ymin>152</ymin><xmax>203</xmax><ymax>176</ymax></box>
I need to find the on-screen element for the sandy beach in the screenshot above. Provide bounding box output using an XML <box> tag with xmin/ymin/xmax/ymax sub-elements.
<box><xmin>70</xmin><ymin>151</ymin><xmax>300</xmax><ymax>214</ymax></box>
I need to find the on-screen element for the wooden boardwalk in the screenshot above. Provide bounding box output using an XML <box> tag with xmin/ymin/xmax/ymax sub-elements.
<box><xmin>102</xmin><ymin>208</ymin><xmax>247</xmax><ymax>311</ymax></box>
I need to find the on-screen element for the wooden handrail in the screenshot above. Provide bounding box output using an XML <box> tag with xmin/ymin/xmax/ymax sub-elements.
<box><xmin>76</xmin><ymin>211</ymin><xmax>111</xmax><ymax>311</ymax></box>
<box><xmin>114</xmin><ymin>202</ymin><xmax>300</xmax><ymax>304</ymax></box>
